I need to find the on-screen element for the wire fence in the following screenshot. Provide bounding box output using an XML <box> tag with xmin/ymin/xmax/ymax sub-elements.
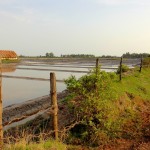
<box><xmin>1</xmin><ymin>57</ymin><xmax>143</xmax><ymax>82</ymax></box>
<box><xmin>2</xmin><ymin>58</ymin><xmax>144</xmax><ymax>121</ymax></box>
<box><xmin>0</xmin><ymin>57</ymin><xmax>147</xmax><ymax>147</ymax></box>
<box><xmin>1</xmin><ymin>57</ymin><xmax>145</xmax><ymax>126</ymax></box>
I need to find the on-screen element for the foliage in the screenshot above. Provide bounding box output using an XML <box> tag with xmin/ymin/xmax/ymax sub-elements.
<box><xmin>65</xmin><ymin>69</ymin><xmax>123</xmax><ymax>145</ymax></box>
<box><xmin>61</xmin><ymin>54</ymin><xmax>95</xmax><ymax>58</ymax></box>
<box><xmin>116</xmin><ymin>64</ymin><xmax>129</xmax><ymax>74</ymax></box>
<box><xmin>143</xmin><ymin>57</ymin><xmax>150</xmax><ymax>67</ymax></box>
<box><xmin>45</xmin><ymin>52</ymin><xmax>55</xmax><ymax>58</ymax></box>
<box><xmin>64</xmin><ymin>68</ymin><xmax>150</xmax><ymax>146</ymax></box>
<box><xmin>4</xmin><ymin>139</ymin><xmax>67</xmax><ymax>150</ymax></box>
<box><xmin>122</xmin><ymin>52</ymin><xmax>150</xmax><ymax>58</ymax></box>
<box><xmin>114</xmin><ymin>68</ymin><xmax>150</xmax><ymax>100</ymax></box>
<box><xmin>2</xmin><ymin>59</ymin><xmax>20</xmax><ymax>64</ymax></box>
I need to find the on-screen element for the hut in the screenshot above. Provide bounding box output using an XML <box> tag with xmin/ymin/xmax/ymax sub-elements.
<box><xmin>0</xmin><ymin>50</ymin><xmax>18</xmax><ymax>60</ymax></box>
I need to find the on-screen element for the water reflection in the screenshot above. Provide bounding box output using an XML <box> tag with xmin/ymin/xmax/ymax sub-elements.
<box><xmin>3</xmin><ymin>78</ymin><xmax>66</xmax><ymax>107</ymax></box>
<box><xmin>3</xmin><ymin>69</ymin><xmax>87</xmax><ymax>80</ymax></box>
<box><xmin>2</xmin><ymin>63</ymin><xmax>90</xmax><ymax>107</ymax></box>
<box><xmin>1</xmin><ymin>61</ymin><xmax>123</xmax><ymax>107</ymax></box>
<box><xmin>2</xmin><ymin>64</ymin><xmax>17</xmax><ymax>73</ymax></box>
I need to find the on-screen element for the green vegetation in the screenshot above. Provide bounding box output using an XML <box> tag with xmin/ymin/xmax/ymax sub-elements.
<box><xmin>4</xmin><ymin>139</ymin><xmax>67</xmax><ymax>150</ymax></box>
<box><xmin>2</xmin><ymin>59</ymin><xmax>20</xmax><ymax>64</ymax></box>
<box><xmin>64</xmin><ymin>70</ymin><xmax>119</xmax><ymax>146</ymax></box>
<box><xmin>61</xmin><ymin>54</ymin><xmax>95</xmax><ymax>58</ymax></box>
<box><xmin>64</xmin><ymin>67</ymin><xmax>150</xmax><ymax>146</ymax></box>
<box><xmin>3</xmin><ymin>66</ymin><xmax>150</xmax><ymax>149</ymax></box>
<box><xmin>114</xmin><ymin>68</ymin><xmax>150</xmax><ymax>99</ymax></box>
<box><xmin>143</xmin><ymin>57</ymin><xmax>150</xmax><ymax>67</ymax></box>
<box><xmin>116</xmin><ymin>64</ymin><xmax>129</xmax><ymax>74</ymax></box>
<box><xmin>122</xmin><ymin>52</ymin><xmax>150</xmax><ymax>58</ymax></box>
<box><xmin>45</xmin><ymin>52</ymin><xmax>55</xmax><ymax>58</ymax></box>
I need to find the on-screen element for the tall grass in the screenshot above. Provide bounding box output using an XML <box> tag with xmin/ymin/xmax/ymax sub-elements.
<box><xmin>4</xmin><ymin>139</ymin><xmax>67</xmax><ymax>150</ymax></box>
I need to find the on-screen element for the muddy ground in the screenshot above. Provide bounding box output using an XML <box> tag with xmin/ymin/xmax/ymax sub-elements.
<box><xmin>3</xmin><ymin>90</ymin><xmax>68</xmax><ymax>127</ymax></box>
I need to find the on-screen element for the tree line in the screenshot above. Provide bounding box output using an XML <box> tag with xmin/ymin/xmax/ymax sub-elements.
<box><xmin>45</xmin><ymin>52</ymin><xmax>150</xmax><ymax>58</ymax></box>
<box><xmin>122</xmin><ymin>52</ymin><xmax>150</xmax><ymax>58</ymax></box>
<box><xmin>60</xmin><ymin>54</ymin><xmax>95</xmax><ymax>58</ymax></box>
<box><xmin>19</xmin><ymin>52</ymin><xmax>150</xmax><ymax>58</ymax></box>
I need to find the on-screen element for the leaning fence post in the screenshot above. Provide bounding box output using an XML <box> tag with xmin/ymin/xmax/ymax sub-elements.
<box><xmin>0</xmin><ymin>58</ymin><xmax>3</xmax><ymax>149</ymax></box>
<box><xmin>50</xmin><ymin>72</ymin><xmax>58</xmax><ymax>140</ymax></box>
<box><xmin>139</xmin><ymin>55</ymin><xmax>143</xmax><ymax>73</ymax></box>
<box><xmin>120</xmin><ymin>57</ymin><xmax>123</xmax><ymax>81</ymax></box>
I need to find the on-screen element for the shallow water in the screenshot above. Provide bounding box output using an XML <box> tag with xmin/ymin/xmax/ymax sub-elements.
<box><xmin>2</xmin><ymin>63</ymin><xmax>89</xmax><ymax>107</ymax></box>
<box><xmin>2</xmin><ymin>60</ymin><xmax>137</xmax><ymax>107</ymax></box>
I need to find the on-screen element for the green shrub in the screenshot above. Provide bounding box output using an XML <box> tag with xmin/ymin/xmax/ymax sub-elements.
<box><xmin>65</xmin><ymin>69</ymin><xmax>122</xmax><ymax>146</ymax></box>
<box><xmin>117</xmin><ymin>64</ymin><xmax>129</xmax><ymax>74</ymax></box>
<box><xmin>64</xmin><ymin>68</ymin><xmax>145</xmax><ymax>146</ymax></box>
<box><xmin>143</xmin><ymin>57</ymin><xmax>150</xmax><ymax>67</ymax></box>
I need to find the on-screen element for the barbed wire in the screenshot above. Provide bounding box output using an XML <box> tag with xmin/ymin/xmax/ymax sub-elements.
<box><xmin>3</xmin><ymin>106</ymin><xmax>54</xmax><ymax>127</ymax></box>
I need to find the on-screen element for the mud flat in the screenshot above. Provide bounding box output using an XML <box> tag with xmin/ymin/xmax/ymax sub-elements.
<box><xmin>3</xmin><ymin>90</ymin><xmax>68</xmax><ymax>128</ymax></box>
<box><xmin>20</xmin><ymin>57</ymin><xmax>140</xmax><ymax>66</ymax></box>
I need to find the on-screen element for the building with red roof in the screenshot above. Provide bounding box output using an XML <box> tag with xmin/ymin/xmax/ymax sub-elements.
<box><xmin>0</xmin><ymin>50</ymin><xmax>18</xmax><ymax>60</ymax></box>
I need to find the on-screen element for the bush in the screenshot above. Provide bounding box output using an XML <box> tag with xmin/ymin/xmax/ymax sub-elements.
<box><xmin>65</xmin><ymin>69</ymin><xmax>122</xmax><ymax>146</ymax></box>
<box><xmin>117</xmin><ymin>64</ymin><xmax>129</xmax><ymax>74</ymax></box>
<box><xmin>64</xmin><ymin>68</ymin><xmax>145</xmax><ymax>146</ymax></box>
<box><xmin>143</xmin><ymin>57</ymin><xmax>150</xmax><ymax>67</ymax></box>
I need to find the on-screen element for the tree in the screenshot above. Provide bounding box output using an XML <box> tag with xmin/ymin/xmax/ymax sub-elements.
<box><xmin>45</xmin><ymin>52</ymin><xmax>54</xmax><ymax>58</ymax></box>
<box><xmin>122</xmin><ymin>52</ymin><xmax>150</xmax><ymax>58</ymax></box>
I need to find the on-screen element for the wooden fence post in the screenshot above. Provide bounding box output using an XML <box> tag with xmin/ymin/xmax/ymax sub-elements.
<box><xmin>95</xmin><ymin>58</ymin><xmax>99</xmax><ymax>92</ymax></box>
<box><xmin>139</xmin><ymin>55</ymin><xmax>143</xmax><ymax>72</ymax></box>
<box><xmin>50</xmin><ymin>72</ymin><xmax>58</xmax><ymax>140</ymax></box>
<box><xmin>120</xmin><ymin>57</ymin><xmax>123</xmax><ymax>81</ymax></box>
<box><xmin>96</xmin><ymin>58</ymin><xmax>99</xmax><ymax>75</ymax></box>
<box><xmin>0</xmin><ymin>58</ymin><xmax>3</xmax><ymax>149</ymax></box>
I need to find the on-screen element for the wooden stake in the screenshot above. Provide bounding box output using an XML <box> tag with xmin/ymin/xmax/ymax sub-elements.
<box><xmin>95</xmin><ymin>58</ymin><xmax>99</xmax><ymax>92</ymax></box>
<box><xmin>139</xmin><ymin>55</ymin><xmax>143</xmax><ymax>72</ymax></box>
<box><xmin>96</xmin><ymin>58</ymin><xmax>99</xmax><ymax>75</ymax></box>
<box><xmin>120</xmin><ymin>57</ymin><xmax>123</xmax><ymax>81</ymax></box>
<box><xmin>50</xmin><ymin>72</ymin><xmax>58</xmax><ymax>140</ymax></box>
<box><xmin>0</xmin><ymin>58</ymin><xmax>3</xmax><ymax>149</ymax></box>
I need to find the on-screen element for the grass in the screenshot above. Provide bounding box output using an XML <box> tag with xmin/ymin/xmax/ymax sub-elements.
<box><xmin>2</xmin><ymin>59</ymin><xmax>20</xmax><ymax>64</ymax></box>
<box><xmin>4</xmin><ymin>139</ymin><xmax>67</xmax><ymax>150</ymax></box>
<box><xmin>114</xmin><ymin>68</ymin><xmax>150</xmax><ymax>100</ymax></box>
<box><xmin>4</xmin><ymin>138</ymin><xmax>85</xmax><ymax>150</ymax></box>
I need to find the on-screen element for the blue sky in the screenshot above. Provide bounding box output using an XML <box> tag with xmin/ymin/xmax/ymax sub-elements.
<box><xmin>0</xmin><ymin>0</ymin><xmax>150</xmax><ymax>56</ymax></box>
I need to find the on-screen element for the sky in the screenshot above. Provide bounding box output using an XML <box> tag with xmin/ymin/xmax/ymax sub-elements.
<box><xmin>0</xmin><ymin>0</ymin><xmax>150</xmax><ymax>56</ymax></box>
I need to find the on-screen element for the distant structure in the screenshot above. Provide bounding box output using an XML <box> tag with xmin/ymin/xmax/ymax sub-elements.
<box><xmin>0</xmin><ymin>50</ymin><xmax>18</xmax><ymax>60</ymax></box>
